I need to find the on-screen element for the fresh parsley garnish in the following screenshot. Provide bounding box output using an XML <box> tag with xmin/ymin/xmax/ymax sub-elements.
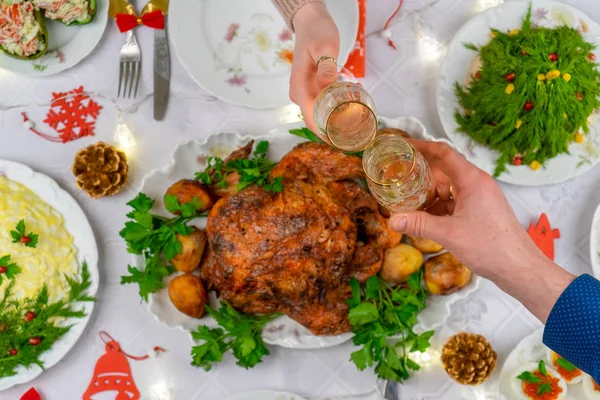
<box><xmin>190</xmin><ymin>302</ymin><xmax>281</xmax><ymax>371</ymax></box>
<box><xmin>195</xmin><ymin>141</ymin><xmax>283</xmax><ymax>193</ymax></box>
<box><xmin>517</xmin><ymin>371</ymin><xmax>542</xmax><ymax>383</ymax></box>
<box><xmin>289</xmin><ymin>127</ymin><xmax>323</xmax><ymax>143</ymax></box>
<box><xmin>539</xmin><ymin>359</ymin><xmax>548</xmax><ymax>376</ymax></box>
<box><xmin>0</xmin><ymin>261</ymin><xmax>94</xmax><ymax>378</ymax></box>
<box><xmin>10</xmin><ymin>219</ymin><xmax>38</xmax><ymax>248</ymax></box>
<box><xmin>0</xmin><ymin>255</ymin><xmax>21</xmax><ymax>284</ymax></box>
<box><xmin>347</xmin><ymin>271</ymin><xmax>434</xmax><ymax>382</ymax></box>
<box><xmin>119</xmin><ymin>192</ymin><xmax>201</xmax><ymax>301</ymax></box>
<box><xmin>556</xmin><ymin>356</ymin><xmax>577</xmax><ymax>372</ymax></box>
<box><xmin>538</xmin><ymin>383</ymin><xmax>552</xmax><ymax>396</ymax></box>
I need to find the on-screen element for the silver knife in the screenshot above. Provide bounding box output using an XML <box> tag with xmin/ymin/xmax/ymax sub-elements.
<box><xmin>383</xmin><ymin>380</ymin><xmax>399</xmax><ymax>400</ymax></box>
<box><xmin>154</xmin><ymin>20</ymin><xmax>170</xmax><ymax>120</ymax></box>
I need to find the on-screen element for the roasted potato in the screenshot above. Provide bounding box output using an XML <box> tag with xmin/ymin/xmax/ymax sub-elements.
<box><xmin>171</xmin><ymin>227</ymin><xmax>207</xmax><ymax>273</ymax></box>
<box><xmin>168</xmin><ymin>274</ymin><xmax>208</xmax><ymax>318</ymax></box>
<box><xmin>380</xmin><ymin>244</ymin><xmax>423</xmax><ymax>284</ymax></box>
<box><xmin>408</xmin><ymin>236</ymin><xmax>444</xmax><ymax>253</ymax></box>
<box><xmin>424</xmin><ymin>252</ymin><xmax>471</xmax><ymax>295</ymax></box>
<box><xmin>378</xmin><ymin>127</ymin><xmax>413</xmax><ymax>139</ymax></box>
<box><xmin>165</xmin><ymin>179</ymin><xmax>214</xmax><ymax>213</ymax></box>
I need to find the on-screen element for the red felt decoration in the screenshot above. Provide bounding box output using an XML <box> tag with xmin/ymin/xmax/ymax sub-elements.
<box><xmin>83</xmin><ymin>331</ymin><xmax>165</xmax><ymax>400</ymax></box>
<box><xmin>344</xmin><ymin>0</ymin><xmax>366</xmax><ymax>77</ymax></box>
<box><xmin>21</xmin><ymin>86</ymin><xmax>102</xmax><ymax>144</ymax></box>
<box><xmin>382</xmin><ymin>0</ymin><xmax>404</xmax><ymax>50</ymax></box>
<box><xmin>20</xmin><ymin>387</ymin><xmax>41</xmax><ymax>400</ymax></box>
<box><xmin>527</xmin><ymin>213</ymin><xmax>560</xmax><ymax>261</ymax></box>
<box><xmin>116</xmin><ymin>10</ymin><xmax>164</xmax><ymax>33</ymax></box>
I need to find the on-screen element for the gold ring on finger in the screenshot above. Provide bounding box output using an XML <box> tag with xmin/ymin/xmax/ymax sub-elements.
<box><xmin>316</xmin><ymin>56</ymin><xmax>337</xmax><ymax>67</ymax></box>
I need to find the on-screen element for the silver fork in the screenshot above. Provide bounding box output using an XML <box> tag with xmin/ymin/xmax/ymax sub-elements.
<box><xmin>118</xmin><ymin>30</ymin><xmax>142</xmax><ymax>98</ymax></box>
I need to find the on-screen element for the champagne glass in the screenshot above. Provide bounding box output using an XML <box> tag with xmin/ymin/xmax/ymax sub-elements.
<box><xmin>362</xmin><ymin>133</ymin><xmax>434</xmax><ymax>213</ymax></box>
<box><xmin>313</xmin><ymin>67</ymin><xmax>378</xmax><ymax>152</ymax></box>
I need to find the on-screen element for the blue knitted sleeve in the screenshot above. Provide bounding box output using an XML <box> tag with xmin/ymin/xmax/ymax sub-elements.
<box><xmin>543</xmin><ymin>274</ymin><xmax>600</xmax><ymax>382</ymax></box>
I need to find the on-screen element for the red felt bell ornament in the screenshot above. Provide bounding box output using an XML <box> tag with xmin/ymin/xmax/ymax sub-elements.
<box><xmin>83</xmin><ymin>332</ymin><xmax>165</xmax><ymax>400</ymax></box>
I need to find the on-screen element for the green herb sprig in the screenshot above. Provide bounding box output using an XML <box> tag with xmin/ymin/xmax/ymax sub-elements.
<box><xmin>0</xmin><ymin>255</ymin><xmax>21</xmax><ymax>285</ymax></box>
<box><xmin>289</xmin><ymin>128</ymin><xmax>365</xmax><ymax>157</ymax></box>
<box><xmin>0</xmin><ymin>262</ymin><xmax>94</xmax><ymax>378</ymax></box>
<box><xmin>120</xmin><ymin>192</ymin><xmax>203</xmax><ymax>301</ymax></box>
<box><xmin>454</xmin><ymin>6</ymin><xmax>600</xmax><ymax>176</ymax></box>
<box><xmin>517</xmin><ymin>360</ymin><xmax>553</xmax><ymax>396</ymax></box>
<box><xmin>556</xmin><ymin>356</ymin><xmax>577</xmax><ymax>372</ymax></box>
<box><xmin>347</xmin><ymin>272</ymin><xmax>434</xmax><ymax>382</ymax></box>
<box><xmin>195</xmin><ymin>141</ymin><xmax>283</xmax><ymax>193</ymax></box>
<box><xmin>190</xmin><ymin>302</ymin><xmax>281</xmax><ymax>371</ymax></box>
<box><xmin>10</xmin><ymin>220</ymin><xmax>38</xmax><ymax>248</ymax></box>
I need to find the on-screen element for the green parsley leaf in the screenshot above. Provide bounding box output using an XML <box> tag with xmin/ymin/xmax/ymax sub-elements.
<box><xmin>0</xmin><ymin>255</ymin><xmax>21</xmax><ymax>285</ymax></box>
<box><xmin>348</xmin><ymin>302</ymin><xmax>379</xmax><ymax>325</ymax></box>
<box><xmin>517</xmin><ymin>371</ymin><xmax>542</xmax><ymax>383</ymax></box>
<box><xmin>289</xmin><ymin>128</ymin><xmax>323</xmax><ymax>143</ymax></box>
<box><xmin>410</xmin><ymin>330</ymin><xmax>435</xmax><ymax>353</ymax></box>
<box><xmin>539</xmin><ymin>359</ymin><xmax>547</xmax><ymax>376</ymax></box>
<box><xmin>538</xmin><ymin>383</ymin><xmax>552</xmax><ymax>396</ymax></box>
<box><xmin>190</xmin><ymin>302</ymin><xmax>280</xmax><ymax>371</ymax></box>
<box><xmin>556</xmin><ymin>357</ymin><xmax>577</xmax><ymax>372</ymax></box>
<box><xmin>164</xmin><ymin>194</ymin><xmax>181</xmax><ymax>214</ymax></box>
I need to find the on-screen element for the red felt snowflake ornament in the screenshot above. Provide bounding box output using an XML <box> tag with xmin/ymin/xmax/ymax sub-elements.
<box><xmin>21</xmin><ymin>86</ymin><xmax>103</xmax><ymax>143</ymax></box>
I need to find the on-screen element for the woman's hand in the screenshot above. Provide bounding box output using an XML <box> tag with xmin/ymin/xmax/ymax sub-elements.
<box><xmin>290</xmin><ymin>2</ymin><xmax>340</xmax><ymax>138</ymax></box>
<box><xmin>388</xmin><ymin>140</ymin><xmax>575</xmax><ymax>322</ymax></box>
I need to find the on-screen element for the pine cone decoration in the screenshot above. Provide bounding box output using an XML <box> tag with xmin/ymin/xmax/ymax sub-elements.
<box><xmin>441</xmin><ymin>332</ymin><xmax>497</xmax><ymax>385</ymax></box>
<box><xmin>72</xmin><ymin>142</ymin><xmax>128</xmax><ymax>199</ymax></box>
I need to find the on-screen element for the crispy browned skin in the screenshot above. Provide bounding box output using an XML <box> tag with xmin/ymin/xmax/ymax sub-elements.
<box><xmin>201</xmin><ymin>142</ymin><xmax>395</xmax><ymax>335</ymax></box>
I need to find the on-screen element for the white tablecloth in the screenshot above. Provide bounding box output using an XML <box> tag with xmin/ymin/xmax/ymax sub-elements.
<box><xmin>1</xmin><ymin>0</ymin><xmax>600</xmax><ymax>399</ymax></box>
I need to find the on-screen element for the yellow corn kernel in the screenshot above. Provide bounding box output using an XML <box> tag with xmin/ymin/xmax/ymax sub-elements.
<box><xmin>564</xmin><ymin>113</ymin><xmax>567</xmax><ymax>119</ymax></box>
<box><xmin>529</xmin><ymin>161</ymin><xmax>541</xmax><ymax>171</ymax></box>
<box><xmin>546</xmin><ymin>70</ymin><xmax>561</xmax><ymax>80</ymax></box>
<box><xmin>515</xmin><ymin>120</ymin><xmax>523</xmax><ymax>129</ymax></box>
<box><xmin>575</xmin><ymin>133</ymin><xmax>585</xmax><ymax>143</ymax></box>
<box><xmin>505</xmin><ymin>84</ymin><xmax>515</xmax><ymax>94</ymax></box>
<box><xmin>563</xmin><ymin>73</ymin><xmax>571</xmax><ymax>81</ymax></box>
<box><xmin>537</xmin><ymin>74</ymin><xmax>546</xmax><ymax>81</ymax></box>
<box><xmin>509</xmin><ymin>29</ymin><xmax>520</xmax><ymax>36</ymax></box>
<box><xmin>490</xmin><ymin>31</ymin><xmax>497</xmax><ymax>39</ymax></box>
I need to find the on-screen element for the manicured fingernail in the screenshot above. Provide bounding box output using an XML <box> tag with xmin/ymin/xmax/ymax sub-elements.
<box><xmin>390</xmin><ymin>216</ymin><xmax>407</xmax><ymax>232</ymax></box>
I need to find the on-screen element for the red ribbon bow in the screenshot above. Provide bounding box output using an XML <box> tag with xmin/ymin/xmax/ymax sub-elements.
<box><xmin>115</xmin><ymin>10</ymin><xmax>164</xmax><ymax>32</ymax></box>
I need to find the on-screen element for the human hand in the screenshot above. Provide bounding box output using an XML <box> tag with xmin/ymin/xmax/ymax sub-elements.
<box><xmin>388</xmin><ymin>141</ymin><xmax>574</xmax><ymax>321</ymax></box>
<box><xmin>290</xmin><ymin>2</ymin><xmax>340</xmax><ymax>138</ymax></box>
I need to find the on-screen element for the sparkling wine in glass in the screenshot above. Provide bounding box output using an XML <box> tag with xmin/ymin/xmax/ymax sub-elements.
<box><xmin>362</xmin><ymin>133</ymin><xmax>434</xmax><ymax>213</ymax></box>
<box><xmin>313</xmin><ymin>67</ymin><xmax>378</xmax><ymax>152</ymax></box>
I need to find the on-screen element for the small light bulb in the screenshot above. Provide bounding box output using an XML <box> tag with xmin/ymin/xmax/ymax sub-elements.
<box><xmin>473</xmin><ymin>0</ymin><xmax>504</xmax><ymax>13</ymax></box>
<box><xmin>150</xmin><ymin>382</ymin><xmax>171</xmax><ymax>400</ymax></box>
<box><xmin>114</xmin><ymin>122</ymin><xmax>135</xmax><ymax>156</ymax></box>
<box><xmin>419</xmin><ymin>35</ymin><xmax>444</xmax><ymax>62</ymax></box>
<box><xmin>278</xmin><ymin>103</ymin><xmax>303</xmax><ymax>125</ymax></box>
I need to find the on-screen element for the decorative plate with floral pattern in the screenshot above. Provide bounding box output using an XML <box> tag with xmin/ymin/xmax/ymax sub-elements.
<box><xmin>437</xmin><ymin>0</ymin><xmax>600</xmax><ymax>186</ymax></box>
<box><xmin>0</xmin><ymin>0</ymin><xmax>108</xmax><ymax>76</ymax></box>
<box><xmin>169</xmin><ymin>0</ymin><xmax>358</xmax><ymax>109</ymax></box>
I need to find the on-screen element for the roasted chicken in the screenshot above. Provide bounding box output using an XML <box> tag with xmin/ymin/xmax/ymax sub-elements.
<box><xmin>200</xmin><ymin>142</ymin><xmax>400</xmax><ymax>335</ymax></box>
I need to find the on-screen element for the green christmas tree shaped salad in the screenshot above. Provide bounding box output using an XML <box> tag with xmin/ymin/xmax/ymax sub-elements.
<box><xmin>454</xmin><ymin>6</ymin><xmax>600</xmax><ymax>177</ymax></box>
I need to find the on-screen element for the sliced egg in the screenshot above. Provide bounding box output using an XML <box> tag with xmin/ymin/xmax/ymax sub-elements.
<box><xmin>511</xmin><ymin>362</ymin><xmax>567</xmax><ymax>400</ymax></box>
<box><xmin>546</xmin><ymin>348</ymin><xmax>583</xmax><ymax>384</ymax></box>
<box><xmin>583</xmin><ymin>374</ymin><xmax>600</xmax><ymax>399</ymax></box>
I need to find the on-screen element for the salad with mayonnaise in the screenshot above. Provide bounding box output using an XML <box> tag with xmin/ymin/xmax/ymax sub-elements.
<box><xmin>0</xmin><ymin>0</ymin><xmax>47</xmax><ymax>59</ymax></box>
<box><xmin>33</xmin><ymin>0</ymin><xmax>95</xmax><ymax>25</ymax></box>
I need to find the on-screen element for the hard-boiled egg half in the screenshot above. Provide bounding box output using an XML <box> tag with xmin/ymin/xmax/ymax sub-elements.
<box><xmin>511</xmin><ymin>361</ymin><xmax>567</xmax><ymax>400</ymax></box>
<box><xmin>546</xmin><ymin>348</ymin><xmax>583</xmax><ymax>384</ymax></box>
<box><xmin>583</xmin><ymin>374</ymin><xmax>600</xmax><ymax>399</ymax></box>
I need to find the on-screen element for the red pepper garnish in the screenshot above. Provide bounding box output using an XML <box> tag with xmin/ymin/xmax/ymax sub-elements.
<box><xmin>549</xmin><ymin>52</ymin><xmax>559</xmax><ymax>62</ymax></box>
<box><xmin>24</xmin><ymin>311</ymin><xmax>36</xmax><ymax>322</ymax></box>
<box><xmin>0</xmin><ymin>266</ymin><xmax>6</xmax><ymax>274</ymax></box>
<box><xmin>577</xmin><ymin>92</ymin><xmax>583</xmax><ymax>101</ymax></box>
<box><xmin>513</xmin><ymin>157</ymin><xmax>523</xmax><ymax>166</ymax></box>
<box><xmin>29</xmin><ymin>337</ymin><xmax>41</xmax><ymax>346</ymax></box>
<box><xmin>524</xmin><ymin>101</ymin><xmax>534</xmax><ymax>112</ymax></box>
<box><xmin>590</xmin><ymin>53</ymin><xmax>596</xmax><ymax>61</ymax></box>
<box><xmin>20</xmin><ymin>236</ymin><xmax>31</xmax><ymax>244</ymax></box>
<box><xmin>474</xmin><ymin>71</ymin><xmax>482</xmax><ymax>80</ymax></box>
<box><xmin>504</xmin><ymin>72</ymin><xmax>516</xmax><ymax>82</ymax></box>
<box><xmin>9</xmin><ymin>348</ymin><xmax>18</xmax><ymax>356</ymax></box>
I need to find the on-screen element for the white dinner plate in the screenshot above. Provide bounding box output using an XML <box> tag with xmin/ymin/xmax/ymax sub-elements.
<box><xmin>591</xmin><ymin>204</ymin><xmax>600</xmax><ymax>277</ymax></box>
<box><xmin>223</xmin><ymin>390</ymin><xmax>384</xmax><ymax>400</ymax></box>
<box><xmin>437</xmin><ymin>0</ymin><xmax>600</xmax><ymax>186</ymax></box>
<box><xmin>0</xmin><ymin>0</ymin><xmax>108</xmax><ymax>76</ymax></box>
<box><xmin>499</xmin><ymin>328</ymin><xmax>592</xmax><ymax>399</ymax></box>
<box><xmin>136</xmin><ymin>116</ymin><xmax>480</xmax><ymax>349</ymax></box>
<box><xmin>169</xmin><ymin>0</ymin><xmax>358</xmax><ymax>109</ymax></box>
<box><xmin>0</xmin><ymin>160</ymin><xmax>99</xmax><ymax>391</ymax></box>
